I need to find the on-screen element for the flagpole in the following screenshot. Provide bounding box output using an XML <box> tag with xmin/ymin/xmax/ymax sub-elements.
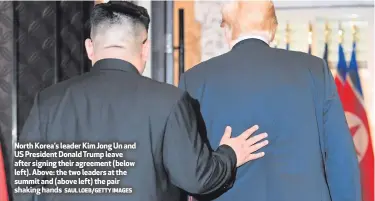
<box><xmin>349</xmin><ymin>24</ymin><xmax>366</xmax><ymax>69</ymax></box>
<box><xmin>338</xmin><ymin>22</ymin><xmax>344</xmax><ymax>44</ymax></box>
<box><xmin>351</xmin><ymin>23</ymin><xmax>357</xmax><ymax>62</ymax></box>
<box><xmin>285</xmin><ymin>22</ymin><xmax>290</xmax><ymax>50</ymax></box>
<box><xmin>336</xmin><ymin>21</ymin><xmax>347</xmax><ymax>79</ymax></box>
<box><xmin>323</xmin><ymin>22</ymin><xmax>330</xmax><ymax>67</ymax></box>
<box><xmin>352</xmin><ymin>24</ymin><xmax>358</xmax><ymax>43</ymax></box>
<box><xmin>308</xmin><ymin>21</ymin><xmax>313</xmax><ymax>54</ymax></box>
<box><xmin>325</xmin><ymin>21</ymin><xmax>330</xmax><ymax>44</ymax></box>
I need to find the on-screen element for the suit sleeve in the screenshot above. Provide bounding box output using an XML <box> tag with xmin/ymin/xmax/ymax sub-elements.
<box><xmin>14</xmin><ymin>94</ymin><xmax>45</xmax><ymax>201</ymax></box>
<box><xmin>163</xmin><ymin>92</ymin><xmax>237</xmax><ymax>195</ymax></box>
<box><xmin>322</xmin><ymin>61</ymin><xmax>362</xmax><ymax>201</ymax></box>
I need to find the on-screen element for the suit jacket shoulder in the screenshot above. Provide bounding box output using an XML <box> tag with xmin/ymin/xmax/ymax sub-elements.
<box><xmin>184</xmin><ymin>51</ymin><xmax>232</xmax><ymax>79</ymax></box>
<box><xmin>37</xmin><ymin>71</ymin><xmax>189</xmax><ymax>125</ymax></box>
<box><xmin>180</xmin><ymin>52</ymin><xmax>232</xmax><ymax>97</ymax></box>
<box><xmin>274</xmin><ymin>48</ymin><xmax>325</xmax><ymax>69</ymax></box>
<box><xmin>182</xmin><ymin>46</ymin><xmax>327</xmax><ymax>99</ymax></box>
<box><xmin>273</xmin><ymin>48</ymin><xmax>327</xmax><ymax>91</ymax></box>
<box><xmin>139</xmin><ymin>76</ymin><xmax>188</xmax><ymax>108</ymax></box>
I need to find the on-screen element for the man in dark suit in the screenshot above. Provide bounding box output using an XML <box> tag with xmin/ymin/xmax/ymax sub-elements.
<box><xmin>179</xmin><ymin>1</ymin><xmax>361</xmax><ymax>201</ymax></box>
<box><xmin>14</xmin><ymin>2</ymin><xmax>269</xmax><ymax>201</ymax></box>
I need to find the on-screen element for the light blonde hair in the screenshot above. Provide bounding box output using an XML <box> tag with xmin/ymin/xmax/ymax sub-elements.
<box><xmin>221</xmin><ymin>1</ymin><xmax>278</xmax><ymax>42</ymax></box>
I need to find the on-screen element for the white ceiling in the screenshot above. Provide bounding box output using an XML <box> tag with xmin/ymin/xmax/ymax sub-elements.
<box><xmin>273</xmin><ymin>0</ymin><xmax>374</xmax><ymax>8</ymax></box>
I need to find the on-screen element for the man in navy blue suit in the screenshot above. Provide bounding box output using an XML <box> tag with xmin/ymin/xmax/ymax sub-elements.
<box><xmin>179</xmin><ymin>1</ymin><xmax>361</xmax><ymax>201</ymax></box>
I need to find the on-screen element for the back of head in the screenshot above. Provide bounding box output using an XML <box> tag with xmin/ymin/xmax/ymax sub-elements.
<box><xmin>221</xmin><ymin>0</ymin><xmax>278</xmax><ymax>44</ymax></box>
<box><xmin>85</xmin><ymin>1</ymin><xmax>150</xmax><ymax>66</ymax></box>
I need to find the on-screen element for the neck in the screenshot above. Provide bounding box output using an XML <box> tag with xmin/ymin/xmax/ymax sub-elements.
<box><xmin>92</xmin><ymin>50</ymin><xmax>143</xmax><ymax>73</ymax></box>
<box><xmin>230</xmin><ymin>31</ymin><xmax>272</xmax><ymax>48</ymax></box>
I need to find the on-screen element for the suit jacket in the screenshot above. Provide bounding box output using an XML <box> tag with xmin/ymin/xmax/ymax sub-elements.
<box><xmin>179</xmin><ymin>39</ymin><xmax>361</xmax><ymax>201</ymax></box>
<box><xmin>14</xmin><ymin>59</ymin><xmax>237</xmax><ymax>201</ymax></box>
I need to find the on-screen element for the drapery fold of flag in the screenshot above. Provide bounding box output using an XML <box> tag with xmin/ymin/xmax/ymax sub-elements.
<box><xmin>334</xmin><ymin>43</ymin><xmax>348</xmax><ymax>101</ymax></box>
<box><xmin>348</xmin><ymin>42</ymin><xmax>363</xmax><ymax>95</ymax></box>
<box><xmin>336</xmin><ymin>43</ymin><xmax>347</xmax><ymax>81</ymax></box>
<box><xmin>0</xmin><ymin>143</ymin><xmax>9</xmax><ymax>201</ymax></box>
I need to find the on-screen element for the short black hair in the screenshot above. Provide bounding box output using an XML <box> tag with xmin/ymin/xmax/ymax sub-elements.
<box><xmin>90</xmin><ymin>1</ymin><xmax>150</xmax><ymax>32</ymax></box>
<box><xmin>89</xmin><ymin>1</ymin><xmax>150</xmax><ymax>51</ymax></box>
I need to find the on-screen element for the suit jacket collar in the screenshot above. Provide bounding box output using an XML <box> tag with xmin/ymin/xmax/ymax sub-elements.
<box><xmin>91</xmin><ymin>58</ymin><xmax>140</xmax><ymax>75</ymax></box>
<box><xmin>232</xmin><ymin>35</ymin><xmax>270</xmax><ymax>47</ymax></box>
<box><xmin>231</xmin><ymin>38</ymin><xmax>269</xmax><ymax>51</ymax></box>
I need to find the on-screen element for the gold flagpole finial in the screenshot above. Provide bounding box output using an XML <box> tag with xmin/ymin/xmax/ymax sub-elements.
<box><xmin>285</xmin><ymin>22</ymin><xmax>290</xmax><ymax>44</ymax></box>
<box><xmin>308</xmin><ymin>22</ymin><xmax>313</xmax><ymax>45</ymax></box>
<box><xmin>352</xmin><ymin>23</ymin><xmax>358</xmax><ymax>42</ymax></box>
<box><xmin>338</xmin><ymin>22</ymin><xmax>344</xmax><ymax>44</ymax></box>
<box><xmin>324</xmin><ymin>21</ymin><xmax>331</xmax><ymax>43</ymax></box>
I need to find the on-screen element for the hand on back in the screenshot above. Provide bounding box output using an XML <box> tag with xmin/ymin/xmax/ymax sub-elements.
<box><xmin>220</xmin><ymin>125</ymin><xmax>268</xmax><ymax>167</ymax></box>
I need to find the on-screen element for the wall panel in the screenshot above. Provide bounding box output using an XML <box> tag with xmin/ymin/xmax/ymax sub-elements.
<box><xmin>173</xmin><ymin>1</ymin><xmax>201</xmax><ymax>86</ymax></box>
<box><xmin>0</xmin><ymin>1</ymin><xmax>13</xmax><ymax>166</ymax></box>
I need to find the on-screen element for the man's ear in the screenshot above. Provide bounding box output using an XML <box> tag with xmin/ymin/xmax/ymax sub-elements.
<box><xmin>141</xmin><ymin>39</ymin><xmax>150</xmax><ymax>61</ymax></box>
<box><xmin>85</xmin><ymin>38</ymin><xmax>94</xmax><ymax>61</ymax></box>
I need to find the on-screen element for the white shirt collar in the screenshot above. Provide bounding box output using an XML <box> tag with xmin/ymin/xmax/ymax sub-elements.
<box><xmin>231</xmin><ymin>34</ymin><xmax>270</xmax><ymax>48</ymax></box>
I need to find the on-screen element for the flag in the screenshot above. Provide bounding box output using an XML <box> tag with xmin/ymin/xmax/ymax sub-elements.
<box><xmin>334</xmin><ymin>43</ymin><xmax>348</xmax><ymax>103</ymax></box>
<box><xmin>335</xmin><ymin>43</ymin><xmax>347</xmax><ymax>82</ymax></box>
<box><xmin>344</xmin><ymin>42</ymin><xmax>374</xmax><ymax>201</ymax></box>
<box><xmin>0</xmin><ymin>144</ymin><xmax>9</xmax><ymax>201</ymax></box>
<box><xmin>334</xmin><ymin>41</ymin><xmax>374</xmax><ymax>201</ymax></box>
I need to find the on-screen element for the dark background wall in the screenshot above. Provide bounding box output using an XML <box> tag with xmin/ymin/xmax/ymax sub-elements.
<box><xmin>0</xmin><ymin>1</ymin><xmax>93</xmax><ymax>173</ymax></box>
<box><xmin>0</xmin><ymin>2</ymin><xmax>14</xmax><ymax>187</ymax></box>
<box><xmin>15</xmin><ymin>1</ymin><xmax>93</xmax><ymax>133</ymax></box>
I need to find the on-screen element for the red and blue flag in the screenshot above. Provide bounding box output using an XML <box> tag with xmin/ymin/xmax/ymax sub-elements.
<box><xmin>334</xmin><ymin>41</ymin><xmax>374</xmax><ymax>201</ymax></box>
